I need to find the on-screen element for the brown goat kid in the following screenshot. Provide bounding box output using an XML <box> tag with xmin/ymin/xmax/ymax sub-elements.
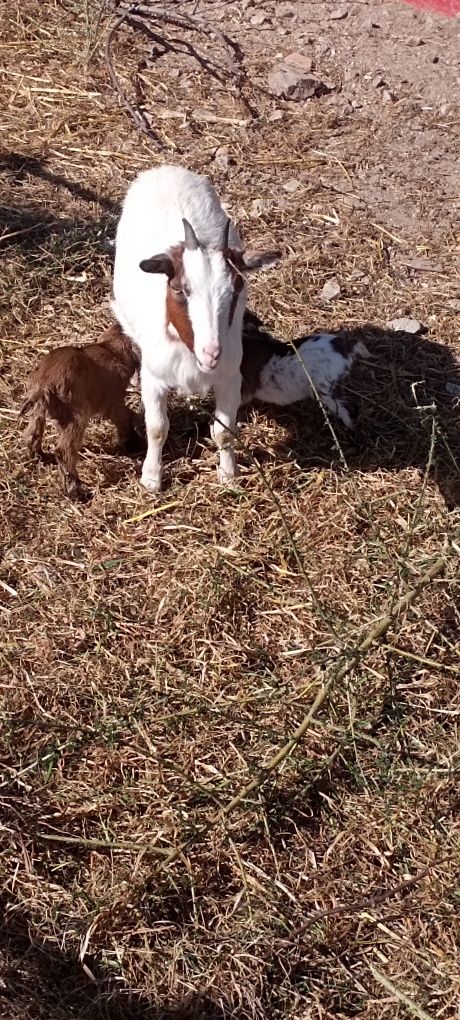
<box><xmin>20</xmin><ymin>326</ymin><xmax>141</xmax><ymax>501</ymax></box>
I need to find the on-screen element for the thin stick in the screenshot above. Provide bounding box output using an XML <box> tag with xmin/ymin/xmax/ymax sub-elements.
<box><xmin>37</xmin><ymin>832</ymin><xmax>171</xmax><ymax>855</ymax></box>
<box><xmin>369</xmin><ymin>963</ymin><xmax>436</xmax><ymax>1020</ymax></box>
<box><xmin>286</xmin><ymin>857</ymin><xmax>448</xmax><ymax>939</ymax></box>
<box><xmin>382</xmin><ymin>643</ymin><xmax>458</xmax><ymax>674</ymax></box>
<box><xmin>104</xmin><ymin>7</ymin><xmax>162</xmax><ymax>146</ymax></box>
<box><xmin>160</xmin><ymin>553</ymin><xmax>446</xmax><ymax>868</ymax></box>
<box><xmin>119</xmin><ymin>2</ymin><xmax>238</xmax><ymax>67</ymax></box>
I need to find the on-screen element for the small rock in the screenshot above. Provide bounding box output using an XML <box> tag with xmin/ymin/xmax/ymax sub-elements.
<box><xmin>268</xmin><ymin>62</ymin><xmax>332</xmax><ymax>100</ymax></box>
<box><xmin>268</xmin><ymin>109</ymin><xmax>284</xmax><ymax>122</ymax></box>
<box><xmin>283</xmin><ymin>51</ymin><xmax>313</xmax><ymax>73</ymax></box>
<box><xmin>320</xmin><ymin>278</ymin><xmax>341</xmax><ymax>301</ymax></box>
<box><xmin>330</xmin><ymin>6</ymin><xmax>349</xmax><ymax>18</ymax></box>
<box><xmin>250</xmin><ymin>9</ymin><xmax>270</xmax><ymax>25</ymax></box>
<box><xmin>168</xmin><ymin>67</ymin><xmax>180</xmax><ymax>79</ymax></box>
<box><xmin>445</xmin><ymin>381</ymin><xmax>460</xmax><ymax>398</ymax></box>
<box><xmin>372</xmin><ymin>74</ymin><xmax>386</xmax><ymax>88</ymax></box>
<box><xmin>283</xmin><ymin>178</ymin><xmax>301</xmax><ymax>193</ymax></box>
<box><xmin>382</xmin><ymin>89</ymin><xmax>397</xmax><ymax>103</ymax></box>
<box><xmin>402</xmin><ymin>255</ymin><xmax>442</xmax><ymax>272</ymax></box>
<box><xmin>447</xmin><ymin>298</ymin><xmax>460</xmax><ymax>312</ymax></box>
<box><xmin>390</xmin><ymin>317</ymin><xmax>423</xmax><ymax>334</ymax></box>
<box><xmin>250</xmin><ymin>198</ymin><xmax>270</xmax><ymax>217</ymax></box>
<box><xmin>406</xmin><ymin>35</ymin><xmax>424</xmax><ymax>46</ymax></box>
<box><xmin>214</xmin><ymin>146</ymin><xmax>230</xmax><ymax>171</ymax></box>
<box><xmin>316</xmin><ymin>42</ymin><xmax>331</xmax><ymax>59</ymax></box>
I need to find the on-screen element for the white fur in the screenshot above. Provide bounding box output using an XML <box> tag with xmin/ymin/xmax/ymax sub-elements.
<box><xmin>251</xmin><ymin>334</ymin><xmax>369</xmax><ymax>427</ymax></box>
<box><xmin>112</xmin><ymin>165</ymin><xmax>246</xmax><ymax>492</ymax></box>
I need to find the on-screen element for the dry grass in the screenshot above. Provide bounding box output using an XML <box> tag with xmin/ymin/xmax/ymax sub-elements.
<box><xmin>1</xmin><ymin>2</ymin><xmax>459</xmax><ymax>1019</ymax></box>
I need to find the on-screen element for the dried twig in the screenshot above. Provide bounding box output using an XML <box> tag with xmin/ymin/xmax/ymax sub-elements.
<box><xmin>286</xmin><ymin>857</ymin><xmax>449</xmax><ymax>939</ymax></box>
<box><xmin>104</xmin><ymin>6</ymin><xmax>163</xmax><ymax>145</ymax></box>
<box><xmin>37</xmin><ymin>831</ymin><xmax>171</xmax><ymax>855</ymax></box>
<box><xmin>369</xmin><ymin>963</ymin><xmax>436</xmax><ymax>1020</ymax></box>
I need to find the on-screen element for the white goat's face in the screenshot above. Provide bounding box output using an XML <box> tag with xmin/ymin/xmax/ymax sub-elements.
<box><xmin>139</xmin><ymin>218</ymin><xmax>280</xmax><ymax>374</ymax></box>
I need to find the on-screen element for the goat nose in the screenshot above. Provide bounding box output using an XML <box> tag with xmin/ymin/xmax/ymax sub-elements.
<box><xmin>203</xmin><ymin>346</ymin><xmax>221</xmax><ymax>364</ymax></box>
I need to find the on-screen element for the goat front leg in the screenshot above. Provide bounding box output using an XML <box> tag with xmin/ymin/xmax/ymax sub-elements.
<box><xmin>110</xmin><ymin>402</ymin><xmax>144</xmax><ymax>454</ymax></box>
<box><xmin>140</xmin><ymin>369</ymin><xmax>169</xmax><ymax>494</ymax></box>
<box><xmin>212</xmin><ymin>371</ymin><xmax>241</xmax><ymax>484</ymax></box>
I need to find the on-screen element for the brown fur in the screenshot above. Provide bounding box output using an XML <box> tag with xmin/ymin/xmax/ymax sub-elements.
<box><xmin>163</xmin><ymin>242</ymin><xmax>243</xmax><ymax>347</ymax></box>
<box><xmin>20</xmin><ymin>326</ymin><xmax>141</xmax><ymax>501</ymax></box>
<box><xmin>166</xmin><ymin>286</ymin><xmax>195</xmax><ymax>350</ymax></box>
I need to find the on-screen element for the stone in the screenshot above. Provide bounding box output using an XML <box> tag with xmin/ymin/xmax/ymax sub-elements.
<box><xmin>320</xmin><ymin>278</ymin><xmax>341</xmax><ymax>301</ymax></box>
<box><xmin>330</xmin><ymin>6</ymin><xmax>349</xmax><ymax>18</ymax></box>
<box><xmin>283</xmin><ymin>51</ymin><xmax>313</xmax><ymax>73</ymax></box>
<box><xmin>268</xmin><ymin>62</ymin><xmax>332</xmax><ymax>100</ymax></box>
<box><xmin>250</xmin><ymin>198</ymin><xmax>270</xmax><ymax>217</ymax></box>
<box><xmin>250</xmin><ymin>9</ymin><xmax>270</xmax><ymax>25</ymax></box>
<box><xmin>402</xmin><ymin>255</ymin><xmax>442</xmax><ymax>272</ymax></box>
<box><xmin>390</xmin><ymin>317</ymin><xmax>423</xmax><ymax>334</ymax></box>
<box><xmin>283</xmin><ymin>178</ymin><xmax>301</xmax><ymax>192</ymax></box>
<box><xmin>214</xmin><ymin>146</ymin><xmax>230</xmax><ymax>170</ymax></box>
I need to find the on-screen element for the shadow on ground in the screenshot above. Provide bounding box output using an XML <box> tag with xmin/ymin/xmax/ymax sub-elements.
<box><xmin>0</xmin><ymin>897</ymin><xmax>229</xmax><ymax>1020</ymax></box>
<box><xmin>0</xmin><ymin>152</ymin><xmax>118</xmax><ymax>255</ymax></box>
<box><xmin>240</xmin><ymin>320</ymin><xmax>460</xmax><ymax>509</ymax></box>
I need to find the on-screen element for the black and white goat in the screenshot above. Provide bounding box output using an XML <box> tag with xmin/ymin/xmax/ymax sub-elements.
<box><xmin>112</xmin><ymin>165</ymin><xmax>279</xmax><ymax>493</ymax></box>
<box><xmin>241</xmin><ymin>312</ymin><xmax>369</xmax><ymax>427</ymax></box>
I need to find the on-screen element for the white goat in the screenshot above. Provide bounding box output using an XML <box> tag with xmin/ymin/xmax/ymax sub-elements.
<box><xmin>112</xmin><ymin>165</ymin><xmax>279</xmax><ymax>493</ymax></box>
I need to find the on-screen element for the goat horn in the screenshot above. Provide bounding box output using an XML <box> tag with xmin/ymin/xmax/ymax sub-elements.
<box><xmin>219</xmin><ymin>216</ymin><xmax>231</xmax><ymax>250</ymax></box>
<box><xmin>182</xmin><ymin>218</ymin><xmax>199</xmax><ymax>251</ymax></box>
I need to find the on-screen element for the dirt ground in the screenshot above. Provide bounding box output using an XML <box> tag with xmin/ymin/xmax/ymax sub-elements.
<box><xmin>1</xmin><ymin>2</ymin><xmax>460</xmax><ymax>1019</ymax></box>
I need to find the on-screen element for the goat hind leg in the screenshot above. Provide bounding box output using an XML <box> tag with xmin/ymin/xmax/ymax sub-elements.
<box><xmin>55</xmin><ymin>417</ymin><xmax>90</xmax><ymax>501</ymax></box>
<box><xmin>24</xmin><ymin>405</ymin><xmax>46</xmax><ymax>459</ymax></box>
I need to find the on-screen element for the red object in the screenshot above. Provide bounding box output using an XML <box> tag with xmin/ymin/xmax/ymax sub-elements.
<box><xmin>400</xmin><ymin>0</ymin><xmax>459</xmax><ymax>14</ymax></box>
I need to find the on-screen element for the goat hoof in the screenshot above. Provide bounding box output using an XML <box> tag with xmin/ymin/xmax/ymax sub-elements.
<box><xmin>67</xmin><ymin>481</ymin><xmax>92</xmax><ymax>503</ymax></box>
<box><xmin>217</xmin><ymin>466</ymin><xmax>238</xmax><ymax>485</ymax></box>
<box><xmin>141</xmin><ymin>474</ymin><xmax>162</xmax><ymax>494</ymax></box>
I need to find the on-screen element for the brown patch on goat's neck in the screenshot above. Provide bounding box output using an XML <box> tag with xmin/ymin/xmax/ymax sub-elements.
<box><xmin>166</xmin><ymin>288</ymin><xmax>194</xmax><ymax>351</ymax></box>
<box><xmin>163</xmin><ymin>243</ymin><xmax>195</xmax><ymax>352</ymax></box>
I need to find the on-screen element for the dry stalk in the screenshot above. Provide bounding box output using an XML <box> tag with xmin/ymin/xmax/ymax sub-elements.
<box><xmin>369</xmin><ymin>963</ymin><xmax>436</xmax><ymax>1020</ymax></box>
<box><xmin>285</xmin><ymin>856</ymin><xmax>450</xmax><ymax>939</ymax></box>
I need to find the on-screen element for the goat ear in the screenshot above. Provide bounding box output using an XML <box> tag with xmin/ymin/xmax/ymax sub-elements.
<box><xmin>242</xmin><ymin>250</ymin><xmax>282</xmax><ymax>272</ymax></box>
<box><xmin>139</xmin><ymin>254</ymin><xmax>175</xmax><ymax>278</ymax></box>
